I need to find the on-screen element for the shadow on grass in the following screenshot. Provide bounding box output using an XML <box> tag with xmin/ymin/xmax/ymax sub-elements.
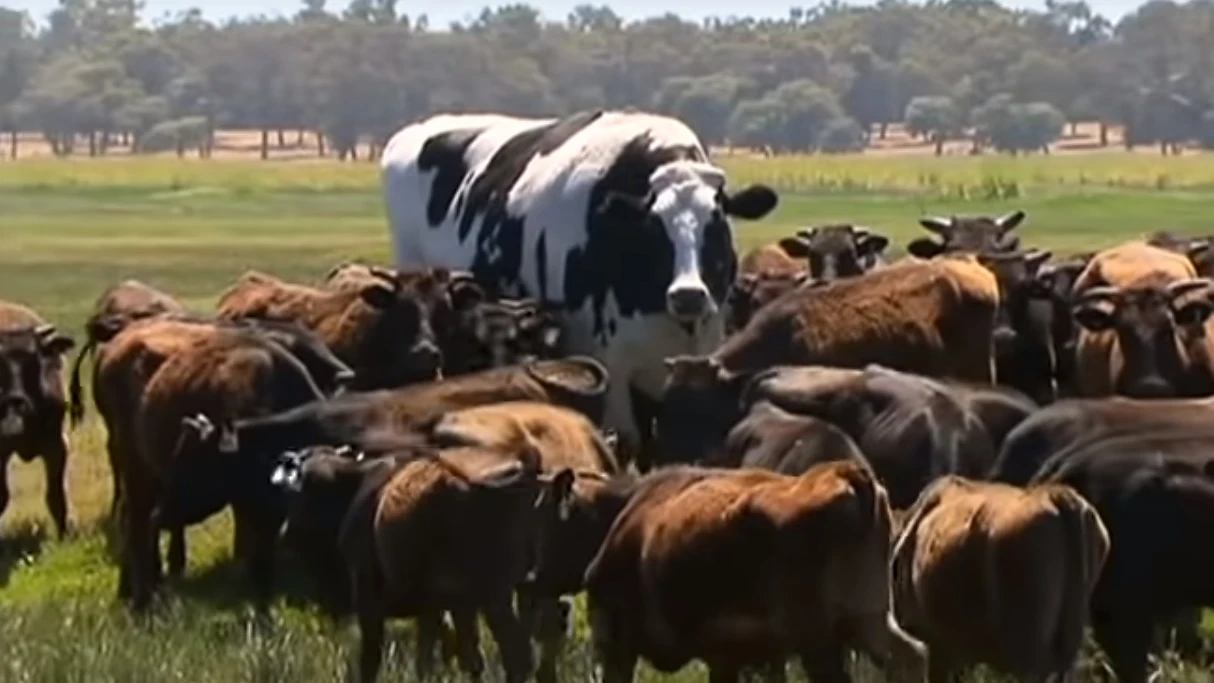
<box><xmin>0</xmin><ymin>522</ymin><xmax>48</xmax><ymax>589</ymax></box>
<box><xmin>172</xmin><ymin>547</ymin><xmax>324</xmax><ymax>614</ymax></box>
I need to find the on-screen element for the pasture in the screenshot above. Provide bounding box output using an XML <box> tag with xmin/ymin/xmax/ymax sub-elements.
<box><xmin>2</xmin><ymin>152</ymin><xmax>1214</xmax><ymax>681</ymax></box>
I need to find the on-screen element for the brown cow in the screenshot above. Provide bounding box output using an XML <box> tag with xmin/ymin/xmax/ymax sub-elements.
<box><xmin>724</xmin><ymin>271</ymin><xmax>810</xmax><ymax>334</ymax></box>
<box><xmin>1070</xmin><ymin>241</ymin><xmax>1214</xmax><ymax>398</ymax></box>
<box><xmin>558</xmin><ymin>462</ymin><xmax>925</xmax><ymax>683</ymax></box>
<box><xmin>906</xmin><ymin>211</ymin><xmax>1026</xmax><ymax>259</ymax></box>
<box><xmin>118</xmin><ymin>328</ymin><xmax>326</xmax><ymax>611</ymax></box>
<box><xmin>276</xmin><ymin>443</ymin><xmax>544</xmax><ymax>683</ymax></box>
<box><xmin>216</xmin><ymin>268</ymin><xmax>450</xmax><ymax>388</ymax></box>
<box><xmin>674</xmin><ymin>254</ymin><xmax>1000</xmax><ymax>390</ymax></box>
<box><xmin>737</xmin><ymin>243</ymin><xmax>806</xmax><ymax>279</ymax></box>
<box><xmin>891</xmin><ymin>476</ymin><xmax>1110</xmax><ymax>683</ymax></box>
<box><xmin>0</xmin><ymin>301</ymin><xmax>75</xmax><ymax>537</ymax></box>
<box><xmin>1146</xmin><ymin>231</ymin><xmax>1214</xmax><ymax>278</ymax></box>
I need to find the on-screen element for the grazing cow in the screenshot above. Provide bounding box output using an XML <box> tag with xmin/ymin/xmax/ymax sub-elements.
<box><xmin>381</xmin><ymin>110</ymin><xmax>779</xmax><ymax>455</ymax></box>
<box><xmin>172</xmin><ymin>356</ymin><xmax>611</xmax><ymax>487</ymax></box>
<box><xmin>892</xmin><ymin>476</ymin><xmax>1110</xmax><ymax>683</ymax></box>
<box><xmin>1033</xmin><ymin>252</ymin><xmax>1096</xmax><ymax>396</ymax></box>
<box><xmin>724</xmin><ymin>271</ymin><xmax>809</xmax><ymax>334</ymax></box>
<box><xmin>710</xmin><ymin>399</ymin><xmax>867</xmax><ymax>474</ymax></box>
<box><xmin>659</xmin><ymin>364</ymin><xmax>995</xmax><ymax>508</ymax></box>
<box><xmin>1070</xmin><ymin>242</ymin><xmax>1214</xmax><ymax>398</ymax></box>
<box><xmin>976</xmin><ymin>250</ymin><xmax>1057</xmax><ymax>403</ymax></box>
<box><xmin>906</xmin><ymin>211</ymin><xmax>1026</xmax><ymax>258</ymax></box>
<box><xmin>666</xmin><ymin>255</ymin><xmax>1000</xmax><ymax>414</ymax></box>
<box><xmin>574</xmin><ymin>462</ymin><xmax>926</xmax><ymax>683</ymax></box>
<box><xmin>774</xmin><ymin>224</ymin><xmax>890</xmax><ymax>281</ymax></box>
<box><xmin>1029</xmin><ymin>430</ymin><xmax>1214</xmax><ymax>683</ymax></box>
<box><xmin>118</xmin><ymin>328</ymin><xmax>326</xmax><ymax>611</ymax></box>
<box><xmin>216</xmin><ymin>268</ymin><xmax>451</xmax><ymax>389</ymax></box>
<box><xmin>0</xmin><ymin>301</ymin><xmax>75</xmax><ymax>537</ymax></box>
<box><xmin>275</xmin><ymin>444</ymin><xmax>544</xmax><ymax>683</ymax></box>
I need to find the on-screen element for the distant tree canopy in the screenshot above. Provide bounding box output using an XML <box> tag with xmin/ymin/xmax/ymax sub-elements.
<box><xmin>1</xmin><ymin>0</ymin><xmax>1213</xmax><ymax>159</ymax></box>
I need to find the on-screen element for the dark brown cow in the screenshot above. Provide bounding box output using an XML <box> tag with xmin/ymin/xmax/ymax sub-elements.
<box><xmin>1071</xmin><ymin>242</ymin><xmax>1214</xmax><ymax>398</ymax></box>
<box><xmin>1033</xmin><ymin>252</ymin><xmax>1096</xmax><ymax>397</ymax></box>
<box><xmin>976</xmin><ymin>250</ymin><xmax>1057</xmax><ymax>404</ymax></box>
<box><xmin>569</xmin><ymin>462</ymin><xmax>926</xmax><ymax>683</ymax></box>
<box><xmin>216</xmin><ymin>268</ymin><xmax>450</xmax><ymax>388</ymax></box>
<box><xmin>672</xmin><ymin>255</ymin><xmax>1000</xmax><ymax>406</ymax></box>
<box><xmin>906</xmin><ymin>211</ymin><xmax>1026</xmax><ymax>258</ymax></box>
<box><xmin>117</xmin><ymin>328</ymin><xmax>326</xmax><ymax>611</ymax></box>
<box><xmin>892</xmin><ymin>476</ymin><xmax>1109</xmax><ymax>683</ymax></box>
<box><xmin>276</xmin><ymin>443</ymin><xmax>544</xmax><ymax>683</ymax></box>
<box><xmin>768</xmin><ymin>225</ymin><xmax>890</xmax><ymax>281</ymax></box>
<box><xmin>0</xmin><ymin>301</ymin><xmax>75</xmax><ymax>537</ymax></box>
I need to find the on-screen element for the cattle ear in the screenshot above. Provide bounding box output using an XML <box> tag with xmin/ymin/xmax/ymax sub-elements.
<box><xmin>777</xmin><ymin>236</ymin><xmax>811</xmax><ymax>259</ymax></box>
<box><xmin>918</xmin><ymin>216</ymin><xmax>952</xmax><ymax>235</ymax></box>
<box><xmin>995</xmin><ymin>210</ymin><xmax>1026</xmax><ymax>234</ymax></box>
<box><xmin>906</xmin><ymin>238</ymin><xmax>943</xmax><ymax>259</ymax></box>
<box><xmin>359</xmin><ymin>280</ymin><xmax>398</xmax><ymax>309</ymax></box>
<box><xmin>449</xmin><ymin>278</ymin><xmax>486</xmax><ymax>311</ymax></box>
<box><xmin>1169</xmin><ymin>279</ymin><xmax>1214</xmax><ymax>327</ymax></box>
<box><xmin>1187</xmin><ymin>240</ymin><xmax>1212</xmax><ymax>262</ymax></box>
<box><xmin>1026</xmin><ymin>249</ymin><xmax>1053</xmax><ymax>272</ymax></box>
<box><xmin>35</xmin><ymin>326</ymin><xmax>75</xmax><ymax>356</ymax></box>
<box><xmin>597</xmin><ymin>190</ymin><xmax>653</xmax><ymax>222</ymax></box>
<box><xmin>722</xmin><ymin>184</ymin><xmax>778</xmax><ymax>221</ymax></box>
<box><xmin>1073</xmin><ymin>290</ymin><xmax>1118</xmax><ymax>332</ymax></box>
<box><xmin>856</xmin><ymin>229</ymin><xmax>890</xmax><ymax>257</ymax></box>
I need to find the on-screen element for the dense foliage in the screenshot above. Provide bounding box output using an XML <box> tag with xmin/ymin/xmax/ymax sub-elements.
<box><xmin>0</xmin><ymin>0</ymin><xmax>1212</xmax><ymax>159</ymax></box>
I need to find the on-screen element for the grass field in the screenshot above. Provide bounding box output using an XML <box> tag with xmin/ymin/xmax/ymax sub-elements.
<box><xmin>2</xmin><ymin>153</ymin><xmax>1214</xmax><ymax>681</ymax></box>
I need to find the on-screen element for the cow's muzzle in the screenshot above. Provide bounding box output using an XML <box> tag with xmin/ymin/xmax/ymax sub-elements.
<box><xmin>0</xmin><ymin>396</ymin><xmax>31</xmax><ymax>438</ymax></box>
<box><xmin>408</xmin><ymin>340</ymin><xmax>444</xmax><ymax>379</ymax></box>
<box><xmin>667</xmin><ymin>287</ymin><xmax>711</xmax><ymax>322</ymax></box>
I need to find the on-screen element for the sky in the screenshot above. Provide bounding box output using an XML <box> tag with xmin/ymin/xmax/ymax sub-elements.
<box><xmin>5</xmin><ymin>0</ymin><xmax>1147</xmax><ymax>30</ymax></box>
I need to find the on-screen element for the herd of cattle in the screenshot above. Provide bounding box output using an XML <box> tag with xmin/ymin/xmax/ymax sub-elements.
<box><xmin>4</xmin><ymin>109</ymin><xmax>1214</xmax><ymax>683</ymax></box>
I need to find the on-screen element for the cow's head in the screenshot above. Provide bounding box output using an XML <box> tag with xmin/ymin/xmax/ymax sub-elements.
<box><xmin>525</xmin><ymin>467</ymin><xmax>622</xmax><ymax>598</ymax></box>
<box><xmin>977</xmin><ymin>250</ymin><xmax>1057</xmax><ymax>402</ymax></box>
<box><xmin>598</xmin><ymin>161</ymin><xmax>778</xmax><ymax>325</ymax></box>
<box><xmin>356</xmin><ymin>267</ymin><xmax>453</xmax><ymax>387</ymax></box>
<box><xmin>907</xmin><ymin>211</ymin><xmax>1026</xmax><ymax>259</ymax></box>
<box><xmin>725</xmin><ymin>271</ymin><xmax>811</xmax><ymax>334</ymax></box>
<box><xmin>1073</xmin><ymin>278</ymin><xmax>1214</xmax><ymax>398</ymax></box>
<box><xmin>656</xmin><ymin>355</ymin><xmax>748</xmax><ymax>465</ymax></box>
<box><xmin>1034</xmin><ymin>252</ymin><xmax>1096</xmax><ymax>391</ymax></box>
<box><xmin>778</xmin><ymin>224</ymin><xmax>889</xmax><ymax>281</ymax></box>
<box><xmin>0</xmin><ymin>325</ymin><xmax>74</xmax><ymax>440</ymax></box>
<box><xmin>229</xmin><ymin>318</ymin><xmax>356</xmax><ymax>396</ymax></box>
<box><xmin>444</xmin><ymin>294</ymin><xmax>564</xmax><ymax>375</ymax></box>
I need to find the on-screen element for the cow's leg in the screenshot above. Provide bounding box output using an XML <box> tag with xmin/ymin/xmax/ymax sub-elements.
<box><xmin>450</xmin><ymin>608</ymin><xmax>485</xmax><ymax>680</ymax></box>
<box><xmin>414</xmin><ymin>610</ymin><xmax>442</xmax><ymax>681</ymax></box>
<box><xmin>533</xmin><ymin>597</ymin><xmax>569</xmax><ymax>683</ymax></box>
<box><xmin>232</xmin><ymin>503</ymin><xmax>277</xmax><ymax>614</ymax></box>
<box><xmin>0</xmin><ymin>451</ymin><xmax>10</xmax><ymax>529</ymax></box>
<box><xmin>1091</xmin><ymin>609</ymin><xmax>1152</xmax><ymax>683</ymax></box>
<box><xmin>482</xmin><ymin>597</ymin><xmax>532</xmax><ymax>683</ymax></box>
<box><xmin>356</xmin><ymin>607</ymin><xmax>386</xmax><ymax>683</ymax></box>
<box><xmin>104</xmin><ymin>430</ymin><xmax>124</xmax><ymax>525</ymax></box>
<box><xmin>591</xmin><ymin>603</ymin><xmax>638</xmax><ymax>683</ymax></box>
<box><xmin>166</xmin><ymin>527</ymin><xmax>186</xmax><ymax>580</ymax></box>
<box><xmin>122</xmin><ymin>484</ymin><xmax>160</xmax><ymax>612</ymax></box>
<box><xmin>39</xmin><ymin>435</ymin><xmax>70</xmax><ymax>538</ymax></box>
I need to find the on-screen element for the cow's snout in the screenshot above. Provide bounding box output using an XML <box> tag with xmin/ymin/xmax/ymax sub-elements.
<box><xmin>992</xmin><ymin>326</ymin><xmax>1018</xmax><ymax>353</ymax></box>
<box><xmin>0</xmin><ymin>395</ymin><xmax>30</xmax><ymax>438</ymax></box>
<box><xmin>667</xmin><ymin>287</ymin><xmax>711</xmax><ymax>321</ymax></box>
<box><xmin>1127</xmin><ymin>375</ymin><xmax>1173</xmax><ymax>399</ymax></box>
<box><xmin>409</xmin><ymin>340</ymin><xmax>443</xmax><ymax>378</ymax></box>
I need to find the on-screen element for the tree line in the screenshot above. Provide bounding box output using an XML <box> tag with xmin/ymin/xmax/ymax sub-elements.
<box><xmin>1</xmin><ymin>0</ymin><xmax>1212</xmax><ymax>160</ymax></box>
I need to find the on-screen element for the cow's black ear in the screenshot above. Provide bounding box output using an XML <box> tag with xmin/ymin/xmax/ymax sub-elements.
<box><xmin>906</xmin><ymin>238</ymin><xmax>943</xmax><ymax>259</ymax></box>
<box><xmin>857</xmin><ymin>232</ymin><xmax>890</xmax><ymax>257</ymax></box>
<box><xmin>777</xmin><ymin>236</ymin><xmax>811</xmax><ymax>258</ymax></box>
<box><xmin>722</xmin><ymin>185</ymin><xmax>778</xmax><ymax>221</ymax></box>
<box><xmin>359</xmin><ymin>281</ymin><xmax>397</xmax><ymax>309</ymax></box>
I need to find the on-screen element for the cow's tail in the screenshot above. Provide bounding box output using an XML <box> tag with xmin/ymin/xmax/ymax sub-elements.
<box><xmin>1045</xmin><ymin>485</ymin><xmax>1110</xmax><ymax>676</ymax></box>
<box><xmin>67</xmin><ymin>329</ymin><xmax>102</xmax><ymax>427</ymax></box>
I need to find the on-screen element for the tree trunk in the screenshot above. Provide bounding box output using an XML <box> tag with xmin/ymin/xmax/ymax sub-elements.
<box><xmin>260</xmin><ymin>129</ymin><xmax>269</xmax><ymax>160</ymax></box>
<box><xmin>1160</xmin><ymin>141</ymin><xmax>1168</xmax><ymax>156</ymax></box>
<box><xmin>934</xmin><ymin>137</ymin><xmax>943</xmax><ymax>156</ymax></box>
<box><xmin>297</xmin><ymin>129</ymin><xmax>305</xmax><ymax>146</ymax></box>
<box><xmin>879</xmin><ymin>121</ymin><xmax>888</xmax><ymax>139</ymax></box>
<box><xmin>1099</xmin><ymin>122</ymin><xmax>1108</xmax><ymax>147</ymax></box>
<box><xmin>277</xmin><ymin>129</ymin><xmax>286</xmax><ymax>148</ymax></box>
<box><xmin>88</xmin><ymin>130</ymin><xmax>98</xmax><ymax>157</ymax></box>
<box><xmin>316</xmin><ymin>131</ymin><xmax>326</xmax><ymax>157</ymax></box>
<box><xmin>176</xmin><ymin>139</ymin><xmax>185</xmax><ymax>157</ymax></box>
<box><xmin>8</xmin><ymin>130</ymin><xmax>15</xmax><ymax>160</ymax></box>
<box><xmin>1070</xmin><ymin>121</ymin><xmax>1078</xmax><ymax>136</ymax></box>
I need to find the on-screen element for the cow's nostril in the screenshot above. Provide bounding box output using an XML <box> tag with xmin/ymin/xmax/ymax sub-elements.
<box><xmin>667</xmin><ymin>288</ymin><xmax>709</xmax><ymax>318</ymax></box>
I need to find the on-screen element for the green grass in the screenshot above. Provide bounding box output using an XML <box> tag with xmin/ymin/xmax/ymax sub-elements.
<box><xmin>1</xmin><ymin>154</ymin><xmax>1212</xmax><ymax>680</ymax></box>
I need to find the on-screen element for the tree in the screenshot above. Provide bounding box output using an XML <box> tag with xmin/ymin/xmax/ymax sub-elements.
<box><xmin>904</xmin><ymin>95</ymin><xmax>961</xmax><ymax>155</ymax></box>
<box><xmin>817</xmin><ymin>117</ymin><xmax>865</xmax><ymax>153</ymax></box>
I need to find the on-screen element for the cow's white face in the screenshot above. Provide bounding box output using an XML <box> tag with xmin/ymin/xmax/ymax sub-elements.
<box><xmin>649</xmin><ymin>162</ymin><xmax>731</xmax><ymax>324</ymax></box>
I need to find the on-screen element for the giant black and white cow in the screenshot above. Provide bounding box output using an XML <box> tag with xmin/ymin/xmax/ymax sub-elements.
<box><xmin>381</xmin><ymin>110</ymin><xmax>779</xmax><ymax>451</ymax></box>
